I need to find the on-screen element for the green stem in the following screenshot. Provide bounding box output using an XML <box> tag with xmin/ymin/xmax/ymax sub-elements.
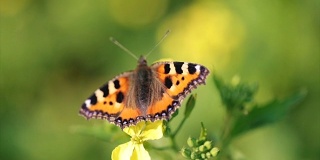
<box><xmin>170</xmin><ymin>136</ymin><xmax>180</xmax><ymax>151</ymax></box>
<box><xmin>220</xmin><ymin>112</ymin><xmax>232</xmax><ymax>144</ymax></box>
<box><xmin>169</xmin><ymin>116</ymin><xmax>189</xmax><ymax>152</ymax></box>
<box><xmin>217</xmin><ymin>111</ymin><xmax>237</xmax><ymax>160</ymax></box>
<box><xmin>172</xmin><ymin>116</ymin><xmax>187</xmax><ymax>138</ymax></box>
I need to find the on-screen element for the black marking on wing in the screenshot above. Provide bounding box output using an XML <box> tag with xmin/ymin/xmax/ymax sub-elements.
<box><xmin>174</xmin><ymin>62</ymin><xmax>184</xmax><ymax>74</ymax></box>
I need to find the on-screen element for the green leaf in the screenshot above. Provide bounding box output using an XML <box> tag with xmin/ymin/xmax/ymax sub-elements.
<box><xmin>213</xmin><ymin>75</ymin><xmax>258</xmax><ymax>111</ymax></box>
<box><xmin>170</xmin><ymin>108</ymin><xmax>179</xmax><ymax>121</ymax></box>
<box><xmin>163</xmin><ymin>121</ymin><xmax>171</xmax><ymax>137</ymax></box>
<box><xmin>184</xmin><ymin>94</ymin><xmax>197</xmax><ymax>118</ymax></box>
<box><xmin>230</xmin><ymin>90</ymin><xmax>307</xmax><ymax>137</ymax></box>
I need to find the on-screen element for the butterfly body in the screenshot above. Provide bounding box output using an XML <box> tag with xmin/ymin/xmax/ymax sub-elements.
<box><xmin>80</xmin><ymin>56</ymin><xmax>209</xmax><ymax>129</ymax></box>
<box><xmin>126</xmin><ymin>56</ymin><xmax>164</xmax><ymax>116</ymax></box>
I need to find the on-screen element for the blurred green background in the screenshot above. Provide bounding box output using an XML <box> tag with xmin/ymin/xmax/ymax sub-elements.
<box><xmin>1</xmin><ymin>0</ymin><xmax>319</xmax><ymax>160</ymax></box>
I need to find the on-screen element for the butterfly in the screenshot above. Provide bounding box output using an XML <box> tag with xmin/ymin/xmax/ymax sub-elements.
<box><xmin>79</xmin><ymin>55</ymin><xmax>209</xmax><ymax>129</ymax></box>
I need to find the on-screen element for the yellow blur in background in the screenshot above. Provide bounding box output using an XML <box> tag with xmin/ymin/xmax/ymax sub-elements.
<box><xmin>0</xmin><ymin>0</ymin><xmax>319</xmax><ymax>160</ymax></box>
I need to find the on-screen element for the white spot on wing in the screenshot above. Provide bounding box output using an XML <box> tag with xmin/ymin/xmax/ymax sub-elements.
<box><xmin>170</xmin><ymin>85</ymin><xmax>177</xmax><ymax>92</ymax></box>
<box><xmin>85</xmin><ymin>100</ymin><xmax>91</xmax><ymax>108</ymax></box>
<box><xmin>115</xmin><ymin>102</ymin><xmax>121</xmax><ymax>108</ymax></box>
<box><xmin>195</xmin><ymin>65</ymin><xmax>201</xmax><ymax>73</ymax></box>
<box><xmin>108</xmin><ymin>81</ymin><xmax>117</xmax><ymax>94</ymax></box>
<box><xmin>95</xmin><ymin>89</ymin><xmax>104</xmax><ymax>102</ymax></box>
<box><xmin>181</xmin><ymin>63</ymin><xmax>189</xmax><ymax>75</ymax></box>
<box><xmin>169</xmin><ymin>63</ymin><xmax>176</xmax><ymax>74</ymax></box>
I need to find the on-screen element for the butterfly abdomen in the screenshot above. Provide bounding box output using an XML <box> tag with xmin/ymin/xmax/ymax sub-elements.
<box><xmin>135</xmin><ymin>66</ymin><xmax>153</xmax><ymax>111</ymax></box>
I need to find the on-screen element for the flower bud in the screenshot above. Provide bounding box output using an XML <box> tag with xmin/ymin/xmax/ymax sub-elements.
<box><xmin>203</xmin><ymin>141</ymin><xmax>212</xmax><ymax>150</ymax></box>
<box><xmin>187</xmin><ymin>137</ymin><xmax>198</xmax><ymax>147</ymax></box>
<box><xmin>190</xmin><ymin>152</ymin><xmax>196</xmax><ymax>159</ymax></box>
<box><xmin>210</xmin><ymin>147</ymin><xmax>220</xmax><ymax>156</ymax></box>
<box><xmin>201</xmin><ymin>153</ymin><xmax>206</xmax><ymax>159</ymax></box>
<box><xmin>199</xmin><ymin>144</ymin><xmax>205</xmax><ymax>152</ymax></box>
<box><xmin>181</xmin><ymin>147</ymin><xmax>191</xmax><ymax>158</ymax></box>
<box><xmin>206</xmin><ymin>152</ymin><xmax>212</xmax><ymax>158</ymax></box>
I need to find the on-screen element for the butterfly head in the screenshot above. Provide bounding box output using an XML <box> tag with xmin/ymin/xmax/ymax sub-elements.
<box><xmin>138</xmin><ymin>55</ymin><xmax>148</xmax><ymax>67</ymax></box>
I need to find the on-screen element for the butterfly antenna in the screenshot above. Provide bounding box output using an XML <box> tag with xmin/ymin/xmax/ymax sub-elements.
<box><xmin>145</xmin><ymin>29</ymin><xmax>171</xmax><ymax>58</ymax></box>
<box><xmin>110</xmin><ymin>37</ymin><xmax>139</xmax><ymax>60</ymax></box>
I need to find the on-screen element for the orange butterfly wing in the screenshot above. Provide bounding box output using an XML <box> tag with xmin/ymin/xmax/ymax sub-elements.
<box><xmin>80</xmin><ymin>72</ymin><xmax>141</xmax><ymax>125</ymax></box>
<box><xmin>146</xmin><ymin>62</ymin><xmax>209</xmax><ymax>120</ymax></box>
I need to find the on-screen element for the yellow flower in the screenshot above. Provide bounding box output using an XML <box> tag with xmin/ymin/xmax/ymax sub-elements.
<box><xmin>112</xmin><ymin>120</ymin><xmax>164</xmax><ymax>160</ymax></box>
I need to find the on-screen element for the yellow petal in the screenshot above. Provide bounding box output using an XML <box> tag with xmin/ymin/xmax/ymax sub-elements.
<box><xmin>140</xmin><ymin>120</ymin><xmax>163</xmax><ymax>141</ymax></box>
<box><xmin>111</xmin><ymin>141</ymin><xmax>134</xmax><ymax>160</ymax></box>
<box><xmin>131</xmin><ymin>144</ymin><xmax>151</xmax><ymax>160</ymax></box>
<box><xmin>123</xmin><ymin>121</ymin><xmax>146</xmax><ymax>137</ymax></box>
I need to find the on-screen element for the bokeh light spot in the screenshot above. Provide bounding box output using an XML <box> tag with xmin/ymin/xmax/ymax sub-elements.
<box><xmin>158</xmin><ymin>1</ymin><xmax>245</xmax><ymax>69</ymax></box>
<box><xmin>107</xmin><ymin>0</ymin><xmax>168</xmax><ymax>29</ymax></box>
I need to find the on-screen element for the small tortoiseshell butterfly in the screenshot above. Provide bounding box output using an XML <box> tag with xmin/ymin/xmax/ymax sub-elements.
<box><xmin>79</xmin><ymin>36</ymin><xmax>209</xmax><ymax>129</ymax></box>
